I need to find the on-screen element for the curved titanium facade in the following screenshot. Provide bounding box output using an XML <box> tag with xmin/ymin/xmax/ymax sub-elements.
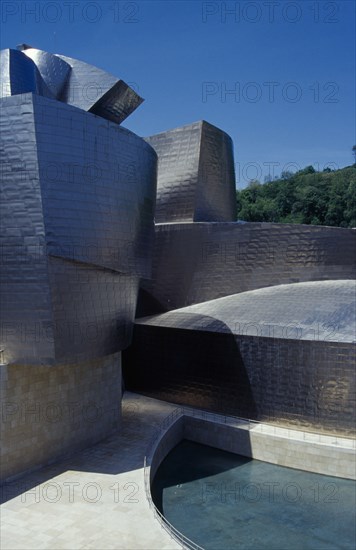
<box><xmin>22</xmin><ymin>48</ymin><xmax>71</xmax><ymax>98</ymax></box>
<box><xmin>145</xmin><ymin>121</ymin><xmax>236</xmax><ymax>223</ymax></box>
<box><xmin>0</xmin><ymin>46</ymin><xmax>143</xmax><ymax>124</ymax></box>
<box><xmin>54</xmin><ymin>53</ymin><xmax>144</xmax><ymax>123</ymax></box>
<box><xmin>0</xmin><ymin>92</ymin><xmax>156</xmax><ymax>365</ymax></box>
<box><xmin>124</xmin><ymin>281</ymin><xmax>356</xmax><ymax>436</ymax></box>
<box><xmin>0</xmin><ymin>48</ymin><xmax>54</xmax><ymax>98</ymax></box>
<box><xmin>139</xmin><ymin>222</ymin><xmax>356</xmax><ymax>314</ymax></box>
<box><xmin>0</xmin><ymin>45</ymin><xmax>157</xmax><ymax>480</ymax></box>
<box><xmin>1</xmin><ymin>43</ymin><xmax>355</xmax><ymax>477</ymax></box>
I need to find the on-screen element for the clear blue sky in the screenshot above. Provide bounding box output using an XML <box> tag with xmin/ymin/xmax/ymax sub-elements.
<box><xmin>1</xmin><ymin>0</ymin><xmax>355</xmax><ymax>187</ymax></box>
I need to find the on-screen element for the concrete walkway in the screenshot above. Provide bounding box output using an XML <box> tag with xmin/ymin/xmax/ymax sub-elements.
<box><xmin>0</xmin><ymin>392</ymin><xmax>181</xmax><ymax>550</ymax></box>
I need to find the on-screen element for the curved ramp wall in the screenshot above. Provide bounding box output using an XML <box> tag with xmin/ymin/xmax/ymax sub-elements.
<box><xmin>125</xmin><ymin>282</ymin><xmax>356</xmax><ymax>436</ymax></box>
<box><xmin>139</xmin><ymin>222</ymin><xmax>356</xmax><ymax>314</ymax></box>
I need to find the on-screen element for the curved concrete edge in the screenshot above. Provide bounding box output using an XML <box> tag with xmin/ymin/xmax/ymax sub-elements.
<box><xmin>142</xmin><ymin>406</ymin><xmax>356</xmax><ymax>549</ymax></box>
<box><xmin>146</xmin><ymin>410</ymin><xmax>356</xmax><ymax>488</ymax></box>
<box><xmin>183</xmin><ymin>416</ymin><xmax>356</xmax><ymax>480</ymax></box>
<box><xmin>1</xmin><ymin>393</ymin><xmax>354</xmax><ymax>550</ymax></box>
<box><xmin>0</xmin><ymin>393</ymin><xmax>183</xmax><ymax>550</ymax></box>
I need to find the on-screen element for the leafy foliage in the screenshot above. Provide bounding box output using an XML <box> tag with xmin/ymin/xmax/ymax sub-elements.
<box><xmin>236</xmin><ymin>165</ymin><xmax>356</xmax><ymax>227</ymax></box>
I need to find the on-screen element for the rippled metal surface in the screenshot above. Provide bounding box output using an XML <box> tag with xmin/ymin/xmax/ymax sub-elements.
<box><xmin>136</xmin><ymin>280</ymin><xmax>356</xmax><ymax>343</ymax></box>
<box><xmin>138</xmin><ymin>222</ymin><xmax>356</xmax><ymax>314</ymax></box>
<box><xmin>23</xmin><ymin>48</ymin><xmax>71</xmax><ymax>98</ymax></box>
<box><xmin>145</xmin><ymin>121</ymin><xmax>236</xmax><ymax>223</ymax></box>
<box><xmin>55</xmin><ymin>53</ymin><xmax>143</xmax><ymax>123</ymax></box>
<box><xmin>2</xmin><ymin>44</ymin><xmax>355</xmax><ymax>441</ymax></box>
<box><xmin>0</xmin><ymin>92</ymin><xmax>156</xmax><ymax>365</ymax></box>
<box><xmin>0</xmin><ymin>49</ymin><xmax>53</xmax><ymax>99</ymax></box>
<box><xmin>124</xmin><ymin>282</ymin><xmax>356</xmax><ymax>436</ymax></box>
<box><xmin>0</xmin><ymin>46</ymin><xmax>143</xmax><ymax>125</ymax></box>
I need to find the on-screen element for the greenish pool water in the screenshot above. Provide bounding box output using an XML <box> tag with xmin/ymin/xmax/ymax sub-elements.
<box><xmin>152</xmin><ymin>440</ymin><xmax>356</xmax><ymax>550</ymax></box>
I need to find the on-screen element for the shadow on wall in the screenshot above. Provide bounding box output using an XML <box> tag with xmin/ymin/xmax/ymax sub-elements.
<box><xmin>135</xmin><ymin>288</ymin><xmax>167</xmax><ymax>317</ymax></box>
<box><xmin>0</xmin><ymin>395</ymin><xmax>161</xmax><ymax>503</ymax></box>
<box><xmin>151</xmin><ymin>439</ymin><xmax>252</xmax><ymax>514</ymax></box>
<box><xmin>123</xmin><ymin>314</ymin><xmax>258</xmax><ymax>419</ymax></box>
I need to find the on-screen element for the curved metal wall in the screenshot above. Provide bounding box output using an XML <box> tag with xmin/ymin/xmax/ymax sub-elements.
<box><xmin>0</xmin><ymin>93</ymin><xmax>157</xmax><ymax>365</ymax></box>
<box><xmin>139</xmin><ymin>222</ymin><xmax>356</xmax><ymax>314</ymax></box>
<box><xmin>123</xmin><ymin>324</ymin><xmax>356</xmax><ymax>437</ymax></box>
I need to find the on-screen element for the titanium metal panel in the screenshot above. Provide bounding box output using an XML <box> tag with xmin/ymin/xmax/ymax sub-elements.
<box><xmin>138</xmin><ymin>222</ymin><xmax>356</xmax><ymax>314</ymax></box>
<box><xmin>136</xmin><ymin>280</ymin><xmax>356</xmax><ymax>343</ymax></box>
<box><xmin>2</xmin><ymin>46</ymin><xmax>143</xmax><ymax>125</ymax></box>
<box><xmin>0</xmin><ymin>93</ymin><xmax>55</xmax><ymax>363</ymax></box>
<box><xmin>0</xmin><ymin>49</ymin><xmax>53</xmax><ymax>99</ymax></box>
<box><xmin>146</xmin><ymin>122</ymin><xmax>201</xmax><ymax>222</ymax></box>
<box><xmin>48</xmin><ymin>257</ymin><xmax>139</xmax><ymax>362</ymax></box>
<box><xmin>196</xmin><ymin>120</ymin><xmax>237</xmax><ymax>221</ymax></box>
<box><xmin>55</xmin><ymin>54</ymin><xmax>144</xmax><ymax>124</ymax></box>
<box><xmin>124</xmin><ymin>327</ymin><xmax>355</xmax><ymax>436</ymax></box>
<box><xmin>0</xmin><ymin>93</ymin><xmax>156</xmax><ymax>365</ymax></box>
<box><xmin>145</xmin><ymin>121</ymin><xmax>236</xmax><ymax>223</ymax></box>
<box><xmin>23</xmin><ymin>48</ymin><xmax>71</xmax><ymax>98</ymax></box>
<box><xmin>89</xmin><ymin>80</ymin><xmax>144</xmax><ymax>125</ymax></box>
<box><xmin>124</xmin><ymin>281</ymin><xmax>356</xmax><ymax>436</ymax></box>
<box><xmin>33</xmin><ymin>94</ymin><xmax>157</xmax><ymax>277</ymax></box>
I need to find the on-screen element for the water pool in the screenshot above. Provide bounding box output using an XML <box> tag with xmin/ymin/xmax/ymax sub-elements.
<box><xmin>152</xmin><ymin>440</ymin><xmax>356</xmax><ymax>550</ymax></box>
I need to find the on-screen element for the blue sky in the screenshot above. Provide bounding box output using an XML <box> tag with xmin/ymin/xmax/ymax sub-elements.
<box><xmin>1</xmin><ymin>0</ymin><xmax>355</xmax><ymax>187</ymax></box>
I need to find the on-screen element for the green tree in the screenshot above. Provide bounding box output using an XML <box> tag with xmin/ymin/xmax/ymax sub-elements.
<box><xmin>236</xmin><ymin>165</ymin><xmax>356</xmax><ymax>228</ymax></box>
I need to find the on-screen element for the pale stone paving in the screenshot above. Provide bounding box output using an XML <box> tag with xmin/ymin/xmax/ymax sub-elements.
<box><xmin>0</xmin><ymin>392</ymin><xmax>180</xmax><ymax>550</ymax></box>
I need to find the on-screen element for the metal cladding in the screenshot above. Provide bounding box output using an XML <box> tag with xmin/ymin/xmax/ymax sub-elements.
<box><xmin>135</xmin><ymin>280</ymin><xmax>356</xmax><ymax>343</ymax></box>
<box><xmin>138</xmin><ymin>222</ymin><xmax>356</xmax><ymax>314</ymax></box>
<box><xmin>145</xmin><ymin>121</ymin><xmax>237</xmax><ymax>223</ymax></box>
<box><xmin>54</xmin><ymin>53</ymin><xmax>144</xmax><ymax>123</ymax></box>
<box><xmin>1</xmin><ymin>46</ymin><xmax>143</xmax><ymax>124</ymax></box>
<box><xmin>0</xmin><ymin>49</ymin><xmax>54</xmax><ymax>99</ymax></box>
<box><xmin>23</xmin><ymin>48</ymin><xmax>71</xmax><ymax>98</ymax></box>
<box><xmin>125</xmin><ymin>114</ymin><xmax>355</xmax><ymax>437</ymax></box>
<box><xmin>0</xmin><ymin>52</ymin><xmax>156</xmax><ymax>365</ymax></box>
<box><xmin>2</xmin><ymin>44</ymin><xmax>355</xmax><ymax>440</ymax></box>
<box><xmin>124</xmin><ymin>281</ymin><xmax>356</xmax><ymax>436</ymax></box>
